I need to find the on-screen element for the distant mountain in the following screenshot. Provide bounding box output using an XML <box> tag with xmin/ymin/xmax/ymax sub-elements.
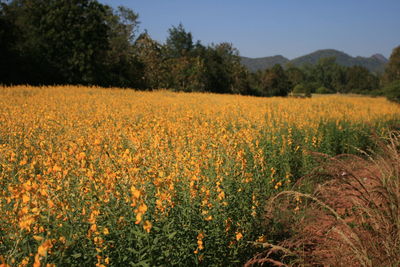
<box><xmin>241</xmin><ymin>49</ymin><xmax>388</xmax><ymax>73</ymax></box>
<box><xmin>290</xmin><ymin>49</ymin><xmax>388</xmax><ymax>73</ymax></box>
<box><xmin>240</xmin><ymin>55</ymin><xmax>289</xmax><ymax>72</ymax></box>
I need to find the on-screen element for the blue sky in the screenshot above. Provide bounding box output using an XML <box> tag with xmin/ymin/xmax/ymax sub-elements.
<box><xmin>100</xmin><ymin>0</ymin><xmax>400</xmax><ymax>59</ymax></box>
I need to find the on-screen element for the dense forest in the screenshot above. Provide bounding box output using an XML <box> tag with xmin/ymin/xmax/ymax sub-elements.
<box><xmin>1</xmin><ymin>0</ymin><xmax>400</xmax><ymax>98</ymax></box>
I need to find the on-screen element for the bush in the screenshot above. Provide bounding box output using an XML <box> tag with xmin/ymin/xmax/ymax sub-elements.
<box><xmin>383</xmin><ymin>80</ymin><xmax>400</xmax><ymax>103</ymax></box>
<box><xmin>316</xmin><ymin>86</ymin><xmax>334</xmax><ymax>94</ymax></box>
<box><xmin>292</xmin><ymin>84</ymin><xmax>311</xmax><ymax>97</ymax></box>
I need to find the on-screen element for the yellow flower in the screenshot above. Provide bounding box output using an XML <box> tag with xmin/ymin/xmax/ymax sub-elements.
<box><xmin>103</xmin><ymin>227</ymin><xmax>109</xmax><ymax>235</ymax></box>
<box><xmin>235</xmin><ymin>232</ymin><xmax>243</xmax><ymax>241</ymax></box>
<box><xmin>196</xmin><ymin>232</ymin><xmax>205</xmax><ymax>250</ymax></box>
<box><xmin>52</xmin><ymin>165</ymin><xmax>62</xmax><ymax>172</ymax></box>
<box><xmin>130</xmin><ymin>186</ymin><xmax>141</xmax><ymax>199</ymax></box>
<box><xmin>135</xmin><ymin>213</ymin><xmax>143</xmax><ymax>224</ymax></box>
<box><xmin>21</xmin><ymin>257</ymin><xmax>30</xmax><ymax>266</ymax></box>
<box><xmin>90</xmin><ymin>224</ymin><xmax>97</xmax><ymax>232</ymax></box>
<box><xmin>19</xmin><ymin>215</ymin><xmax>35</xmax><ymax>231</ymax></box>
<box><xmin>33</xmin><ymin>235</ymin><xmax>44</xmax><ymax>242</ymax></box>
<box><xmin>77</xmin><ymin>152</ymin><xmax>86</xmax><ymax>160</ymax></box>
<box><xmin>143</xmin><ymin>220</ymin><xmax>152</xmax><ymax>233</ymax></box>
<box><xmin>38</xmin><ymin>240</ymin><xmax>52</xmax><ymax>257</ymax></box>
<box><xmin>137</xmin><ymin>203</ymin><xmax>147</xmax><ymax>214</ymax></box>
<box><xmin>256</xmin><ymin>235</ymin><xmax>267</xmax><ymax>243</ymax></box>
<box><xmin>23</xmin><ymin>181</ymin><xmax>32</xmax><ymax>191</ymax></box>
<box><xmin>33</xmin><ymin>254</ymin><xmax>40</xmax><ymax>267</ymax></box>
<box><xmin>22</xmin><ymin>194</ymin><xmax>30</xmax><ymax>204</ymax></box>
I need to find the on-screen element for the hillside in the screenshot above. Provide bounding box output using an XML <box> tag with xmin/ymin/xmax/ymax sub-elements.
<box><xmin>290</xmin><ymin>49</ymin><xmax>388</xmax><ymax>73</ymax></box>
<box><xmin>240</xmin><ymin>55</ymin><xmax>289</xmax><ymax>72</ymax></box>
<box><xmin>241</xmin><ymin>49</ymin><xmax>388</xmax><ymax>73</ymax></box>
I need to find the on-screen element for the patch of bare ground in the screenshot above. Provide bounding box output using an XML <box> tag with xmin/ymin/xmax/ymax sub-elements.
<box><xmin>246</xmin><ymin>134</ymin><xmax>400</xmax><ymax>267</ymax></box>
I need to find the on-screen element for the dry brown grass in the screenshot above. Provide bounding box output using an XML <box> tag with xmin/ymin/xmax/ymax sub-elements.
<box><xmin>246</xmin><ymin>132</ymin><xmax>400</xmax><ymax>267</ymax></box>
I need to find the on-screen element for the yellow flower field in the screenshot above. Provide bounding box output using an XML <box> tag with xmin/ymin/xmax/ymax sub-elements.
<box><xmin>1</xmin><ymin>86</ymin><xmax>400</xmax><ymax>266</ymax></box>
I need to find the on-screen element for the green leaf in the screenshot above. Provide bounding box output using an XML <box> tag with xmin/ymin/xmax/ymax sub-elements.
<box><xmin>72</xmin><ymin>253</ymin><xmax>82</xmax><ymax>258</ymax></box>
<box><xmin>167</xmin><ymin>232</ymin><xmax>177</xmax><ymax>239</ymax></box>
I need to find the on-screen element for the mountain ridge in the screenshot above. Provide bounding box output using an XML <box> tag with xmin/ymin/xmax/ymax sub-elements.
<box><xmin>241</xmin><ymin>49</ymin><xmax>388</xmax><ymax>73</ymax></box>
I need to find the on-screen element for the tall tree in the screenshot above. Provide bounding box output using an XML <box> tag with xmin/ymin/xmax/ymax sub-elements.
<box><xmin>162</xmin><ymin>24</ymin><xmax>208</xmax><ymax>92</ymax></box>
<box><xmin>286</xmin><ymin>66</ymin><xmax>306</xmax><ymax>88</ymax></box>
<box><xmin>5</xmin><ymin>0</ymin><xmax>110</xmax><ymax>85</ymax></box>
<box><xmin>345</xmin><ymin>66</ymin><xmax>379</xmax><ymax>93</ymax></box>
<box><xmin>165</xmin><ymin>23</ymin><xmax>193</xmax><ymax>58</ymax></box>
<box><xmin>165</xmin><ymin>56</ymin><xmax>206</xmax><ymax>92</ymax></box>
<box><xmin>383</xmin><ymin>45</ymin><xmax>400</xmax><ymax>84</ymax></box>
<box><xmin>135</xmin><ymin>32</ymin><xmax>166</xmax><ymax>88</ymax></box>
<box><xmin>104</xmin><ymin>5</ymin><xmax>143</xmax><ymax>87</ymax></box>
<box><xmin>0</xmin><ymin>2</ymin><xmax>21</xmax><ymax>84</ymax></box>
<box><xmin>1</xmin><ymin>0</ymin><xmax>145</xmax><ymax>87</ymax></box>
<box><xmin>260</xmin><ymin>64</ymin><xmax>290</xmax><ymax>96</ymax></box>
<box><xmin>194</xmin><ymin>42</ymin><xmax>250</xmax><ymax>94</ymax></box>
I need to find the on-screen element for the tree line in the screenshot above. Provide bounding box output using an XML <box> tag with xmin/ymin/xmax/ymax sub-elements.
<box><xmin>1</xmin><ymin>0</ymin><xmax>399</xmax><ymax>98</ymax></box>
<box><xmin>249</xmin><ymin>57</ymin><xmax>380</xmax><ymax>97</ymax></box>
<box><xmin>0</xmin><ymin>0</ymin><xmax>250</xmax><ymax>94</ymax></box>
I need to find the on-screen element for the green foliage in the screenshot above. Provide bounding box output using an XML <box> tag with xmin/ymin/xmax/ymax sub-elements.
<box><xmin>0</xmin><ymin>0</ymin><xmax>142</xmax><ymax>87</ymax></box>
<box><xmin>0</xmin><ymin>2</ymin><xmax>21</xmax><ymax>84</ymax></box>
<box><xmin>316</xmin><ymin>86</ymin><xmax>334</xmax><ymax>94</ymax></box>
<box><xmin>201</xmin><ymin>42</ymin><xmax>250</xmax><ymax>94</ymax></box>
<box><xmin>305</xmin><ymin>82</ymin><xmax>320</xmax><ymax>93</ymax></box>
<box><xmin>253</xmin><ymin>64</ymin><xmax>291</xmax><ymax>96</ymax></box>
<box><xmin>17</xmin><ymin>0</ymin><xmax>110</xmax><ymax>84</ymax></box>
<box><xmin>103</xmin><ymin>6</ymin><xmax>143</xmax><ymax>88</ymax></box>
<box><xmin>345</xmin><ymin>66</ymin><xmax>379</xmax><ymax>93</ymax></box>
<box><xmin>162</xmin><ymin>24</ymin><xmax>206</xmax><ymax>92</ymax></box>
<box><xmin>310</xmin><ymin>57</ymin><xmax>346</xmax><ymax>93</ymax></box>
<box><xmin>292</xmin><ymin>84</ymin><xmax>311</xmax><ymax>97</ymax></box>
<box><xmin>165</xmin><ymin>23</ymin><xmax>194</xmax><ymax>58</ymax></box>
<box><xmin>134</xmin><ymin>32</ymin><xmax>166</xmax><ymax>88</ymax></box>
<box><xmin>286</xmin><ymin>66</ymin><xmax>306</xmax><ymax>88</ymax></box>
<box><xmin>383</xmin><ymin>80</ymin><xmax>400</xmax><ymax>103</ymax></box>
<box><xmin>383</xmin><ymin>46</ymin><xmax>400</xmax><ymax>85</ymax></box>
<box><xmin>245</xmin><ymin>53</ymin><xmax>385</xmax><ymax>96</ymax></box>
<box><xmin>134</xmin><ymin>24</ymin><xmax>250</xmax><ymax>94</ymax></box>
<box><xmin>165</xmin><ymin>56</ymin><xmax>207</xmax><ymax>92</ymax></box>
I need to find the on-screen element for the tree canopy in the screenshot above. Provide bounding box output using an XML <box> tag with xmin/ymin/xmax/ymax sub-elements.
<box><xmin>384</xmin><ymin>46</ymin><xmax>400</xmax><ymax>85</ymax></box>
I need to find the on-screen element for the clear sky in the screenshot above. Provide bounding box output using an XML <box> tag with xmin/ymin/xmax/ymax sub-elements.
<box><xmin>99</xmin><ymin>0</ymin><xmax>400</xmax><ymax>59</ymax></box>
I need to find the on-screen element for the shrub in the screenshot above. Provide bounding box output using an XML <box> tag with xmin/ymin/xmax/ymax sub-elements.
<box><xmin>316</xmin><ymin>86</ymin><xmax>334</xmax><ymax>94</ymax></box>
<box><xmin>292</xmin><ymin>84</ymin><xmax>311</xmax><ymax>97</ymax></box>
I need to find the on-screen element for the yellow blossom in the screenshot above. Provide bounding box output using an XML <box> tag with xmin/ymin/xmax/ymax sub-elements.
<box><xmin>103</xmin><ymin>227</ymin><xmax>109</xmax><ymax>235</ymax></box>
<box><xmin>235</xmin><ymin>232</ymin><xmax>243</xmax><ymax>241</ymax></box>
<box><xmin>37</xmin><ymin>240</ymin><xmax>52</xmax><ymax>257</ymax></box>
<box><xmin>143</xmin><ymin>220</ymin><xmax>152</xmax><ymax>233</ymax></box>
